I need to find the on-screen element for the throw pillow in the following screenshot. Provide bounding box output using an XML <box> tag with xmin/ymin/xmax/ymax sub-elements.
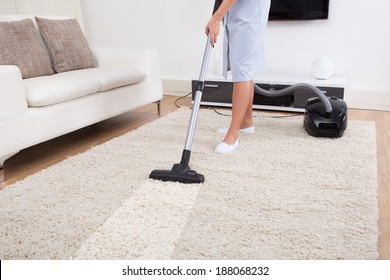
<box><xmin>0</xmin><ymin>18</ymin><xmax>54</xmax><ymax>78</ymax></box>
<box><xmin>35</xmin><ymin>17</ymin><xmax>97</xmax><ymax>73</ymax></box>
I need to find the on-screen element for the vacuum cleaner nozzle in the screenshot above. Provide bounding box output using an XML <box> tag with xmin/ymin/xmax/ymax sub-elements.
<box><xmin>304</xmin><ymin>96</ymin><xmax>347</xmax><ymax>138</ymax></box>
<box><xmin>149</xmin><ymin>150</ymin><xmax>205</xmax><ymax>184</ymax></box>
<box><xmin>149</xmin><ymin>164</ymin><xmax>205</xmax><ymax>184</ymax></box>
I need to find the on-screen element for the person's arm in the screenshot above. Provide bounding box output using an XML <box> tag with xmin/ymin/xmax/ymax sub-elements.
<box><xmin>205</xmin><ymin>0</ymin><xmax>237</xmax><ymax>46</ymax></box>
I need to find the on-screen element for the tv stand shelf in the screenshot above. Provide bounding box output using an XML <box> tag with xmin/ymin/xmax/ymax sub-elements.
<box><xmin>192</xmin><ymin>75</ymin><xmax>347</xmax><ymax>112</ymax></box>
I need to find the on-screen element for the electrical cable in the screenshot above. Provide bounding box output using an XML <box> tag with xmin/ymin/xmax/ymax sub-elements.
<box><xmin>211</xmin><ymin>108</ymin><xmax>301</xmax><ymax>119</ymax></box>
<box><xmin>175</xmin><ymin>93</ymin><xmax>302</xmax><ymax>119</ymax></box>
<box><xmin>175</xmin><ymin>92</ymin><xmax>192</xmax><ymax>108</ymax></box>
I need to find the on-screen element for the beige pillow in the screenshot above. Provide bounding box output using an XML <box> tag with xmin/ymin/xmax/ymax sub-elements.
<box><xmin>35</xmin><ymin>17</ymin><xmax>97</xmax><ymax>73</ymax></box>
<box><xmin>0</xmin><ymin>18</ymin><xmax>54</xmax><ymax>78</ymax></box>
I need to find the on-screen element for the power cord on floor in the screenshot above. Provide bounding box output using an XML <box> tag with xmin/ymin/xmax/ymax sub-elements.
<box><xmin>212</xmin><ymin>108</ymin><xmax>302</xmax><ymax>119</ymax></box>
<box><xmin>175</xmin><ymin>92</ymin><xmax>192</xmax><ymax>108</ymax></box>
<box><xmin>174</xmin><ymin>93</ymin><xmax>302</xmax><ymax>119</ymax></box>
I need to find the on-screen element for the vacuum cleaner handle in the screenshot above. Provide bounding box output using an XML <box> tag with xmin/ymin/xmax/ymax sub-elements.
<box><xmin>213</xmin><ymin>0</ymin><xmax>223</xmax><ymax>14</ymax></box>
<box><xmin>184</xmin><ymin>0</ymin><xmax>221</xmax><ymax>150</ymax></box>
<box><xmin>148</xmin><ymin>3</ymin><xmax>219</xmax><ymax>184</ymax></box>
<box><xmin>184</xmin><ymin>35</ymin><xmax>212</xmax><ymax>151</ymax></box>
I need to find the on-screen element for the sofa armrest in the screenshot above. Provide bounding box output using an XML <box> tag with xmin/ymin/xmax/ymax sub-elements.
<box><xmin>91</xmin><ymin>48</ymin><xmax>162</xmax><ymax>80</ymax></box>
<box><xmin>0</xmin><ymin>66</ymin><xmax>28</xmax><ymax>119</ymax></box>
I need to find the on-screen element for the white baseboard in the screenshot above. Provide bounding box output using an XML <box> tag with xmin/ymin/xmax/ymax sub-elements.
<box><xmin>345</xmin><ymin>90</ymin><xmax>390</xmax><ymax>111</ymax></box>
<box><xmin>162</xmin><ymin>79</ymin><xmax>390</xmax><ymax>112</ymax></box>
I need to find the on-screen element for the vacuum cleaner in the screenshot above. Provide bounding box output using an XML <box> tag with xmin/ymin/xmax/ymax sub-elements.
<box><xmin>253</xmin><ymin>84</ymin><xmax>347</xmax><ymax>138</ymax></box>
<box><xmin>149</xmin><ymin>0</ymin><xmax>347</xmax><ymax>184</ymax></box>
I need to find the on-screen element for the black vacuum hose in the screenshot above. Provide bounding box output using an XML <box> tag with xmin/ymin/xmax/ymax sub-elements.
<box><xmin>254</xmin><ymin>83</ymin><xmax>333</xmax><ymax>113</ymax></box>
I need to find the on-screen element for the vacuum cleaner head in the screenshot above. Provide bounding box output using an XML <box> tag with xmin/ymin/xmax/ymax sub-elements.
<box><xmin>149</xmin><ymin>163</ymin><xmax>205</xmax><ymax>184</ymax></box>
<box><xmin>304</xmin><ymin>96</ymin><xmax>347</xmax><ymax>138</ymax></box>
<box><xmin>149</xmin><ymin>150</ymin><xmax>205</xmax><ymax>184</ymax></box>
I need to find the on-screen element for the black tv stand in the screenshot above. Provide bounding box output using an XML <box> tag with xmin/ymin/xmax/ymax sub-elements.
<box><xmin>192</xmin><ymin>75</ymin><xmax>346</xmax><ymax>112</ymax></box>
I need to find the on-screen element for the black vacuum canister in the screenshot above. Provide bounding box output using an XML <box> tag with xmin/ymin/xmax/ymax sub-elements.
<box><xmin>304</xmin><ymin>96</ymin><xmax>347</xmax><ymax>138</ymax></box>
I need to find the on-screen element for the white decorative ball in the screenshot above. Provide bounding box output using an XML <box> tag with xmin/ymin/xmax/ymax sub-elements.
<box><xmin>311</xmin><ymin>57</ymin><xmax>335</xmax><ymax>80</ymax></box>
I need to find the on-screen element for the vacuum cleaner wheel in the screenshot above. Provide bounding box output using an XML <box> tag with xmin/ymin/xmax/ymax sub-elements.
<box><xmin>304</xmin><ymin>96</ymin><xmax>347</xmax><ymax>138</ymax></box>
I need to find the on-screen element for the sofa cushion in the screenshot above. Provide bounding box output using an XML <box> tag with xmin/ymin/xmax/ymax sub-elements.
<box><xmin>35</xmin><ymin>17</ymin><xmax>97</xmax><ymax>73</ymax></box>
<box><xmin>23</xmin><ymin>66</ymin><xmax>146</xmax><ymax>107</ymax></box>
<box><xmin>0</xmin><ymin>18</ymin><xmax>54</xmax><ymax>78</ymax></box>
<box><xmin>23</xmin><ymin>75</ymin><xmax>101</xmax><ymax>107</ymax></box>
<box><xmin>61</xmin><ymin>67</ymin><xmax>147</xmax><ymax>91</ymax></box>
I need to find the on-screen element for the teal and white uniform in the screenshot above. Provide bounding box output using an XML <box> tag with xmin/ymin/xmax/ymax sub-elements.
<box><xmin>223</xmin><ymin>0</ymin><xmax>271</xmax><ymax>82</ymax></box>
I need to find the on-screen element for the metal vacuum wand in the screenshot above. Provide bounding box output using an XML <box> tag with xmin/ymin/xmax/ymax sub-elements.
<box><xmin>149</xmin><ymin>36</ymin><xmax>212</xmax><ymax>184</ymax></box>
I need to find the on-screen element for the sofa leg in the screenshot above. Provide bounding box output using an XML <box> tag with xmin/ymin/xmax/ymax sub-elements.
<box><xmin>156</xmin><ymin>100</ymin><xmax>161</xmax><ymax>116</ymax></box>
<box><xmin>0</xmin><ymin>166</ymin><xmax>4</xmax><ymax>183</ymax></box>
<box><xmin>1</xmin><ymin>152</ymin><xmax>19</xmax><ymax>183</ymax></box>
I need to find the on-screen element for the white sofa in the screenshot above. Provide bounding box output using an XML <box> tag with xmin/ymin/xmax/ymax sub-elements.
<box><xmin>0</xmin><ymin>15</ymin><xmax>163</xmax><ymax>182</ymax></box>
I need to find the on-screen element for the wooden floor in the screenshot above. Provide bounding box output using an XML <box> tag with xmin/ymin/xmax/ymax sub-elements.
<box><xmin>1</xmin><ymin>95</ymin><xmax>389</xmax><ymax>259</ymax></box>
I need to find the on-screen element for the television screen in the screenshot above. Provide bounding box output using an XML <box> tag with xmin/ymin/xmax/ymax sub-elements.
<box><xmin>269</xmin><ymin>0</ymin><xmax>329</xmax><ymax>20</ymax></box>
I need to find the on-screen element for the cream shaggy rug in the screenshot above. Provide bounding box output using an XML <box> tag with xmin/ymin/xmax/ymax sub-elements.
<box><xmin>0</xmin><ymin>108</ymin><xmax>379</xmax><ymax>260</ymax></box>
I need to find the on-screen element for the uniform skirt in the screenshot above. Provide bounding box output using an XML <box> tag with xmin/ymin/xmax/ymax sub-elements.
<box><xmin>223</xmin><ymin>0</ymin><xmax>270</xmax><ymax>82</ymax></box>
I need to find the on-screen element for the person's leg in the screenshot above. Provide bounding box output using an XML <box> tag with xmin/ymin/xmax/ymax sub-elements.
<box><xmin>242</xmin><ymin>80</ymin><xmax>254</xmax><ymax>129</ymax></box>
<box><xmin>222</xmin><ymin>80</ymin><xmax>254</xmax><ymax>145</ymax></box>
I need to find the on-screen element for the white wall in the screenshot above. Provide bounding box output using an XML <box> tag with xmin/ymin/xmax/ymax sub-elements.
<box><xmin>81</xmin><ymin>0</ymin><xmax>213</xmax><ymax>79</ymax></box>
<box><xmin>81</xmin><ymin>0</ymin><xmax>390</xmax><ymax>110</ymax></box>
<box><xmin>0</xmin><ymin>0</ymin><xmax>84</xmax><ymax>27</ymax></box>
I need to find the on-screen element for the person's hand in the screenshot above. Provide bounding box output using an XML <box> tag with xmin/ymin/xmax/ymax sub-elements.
<box><xmin>205</xmin><ymin>16</ymin><xmax>221</xmax><ymax>47</ymax></box>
